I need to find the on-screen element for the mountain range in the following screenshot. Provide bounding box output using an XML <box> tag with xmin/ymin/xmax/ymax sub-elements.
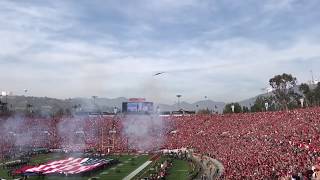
<box><xmin>1</xmin><ymin>95</ymin><xmax>262</xmax><ymax>114</ymax></box>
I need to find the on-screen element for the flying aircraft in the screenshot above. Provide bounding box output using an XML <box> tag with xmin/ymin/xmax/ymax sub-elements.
<box><xmin>151</xmin><ymin>63</ymin><xmax>232</xmax><ymax>77</ymax></box>
<box><xmin>153</xmin><ymin>72</ymin><xmax>165</xmax><ymax>76</ymax></box>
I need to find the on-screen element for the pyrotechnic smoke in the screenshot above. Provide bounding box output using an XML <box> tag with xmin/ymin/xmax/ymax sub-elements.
<box><xmin>121</xmin><ymin>114</ymin><xmax>167</xmax><ymax>151</ymax></box>
<box><xmin>2</xmin><ymin>116</ymin><xmax>31</xmax><ymax>147</ymax></box>
<box><xmin>56</xmin><ymin>116</ymin><xmax>87</xmax><ymax>152</ymax></box>
<box><xmin>1</xmin><ymin>115</ymin><xmax>50</xmax><ymax>148</ymax></box>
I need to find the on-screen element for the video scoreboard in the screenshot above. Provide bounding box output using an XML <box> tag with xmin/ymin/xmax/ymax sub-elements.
<box><xmin>122</xmin><ymin>98</ymin><xmax>154</xmax><ymax>114</ymax></box>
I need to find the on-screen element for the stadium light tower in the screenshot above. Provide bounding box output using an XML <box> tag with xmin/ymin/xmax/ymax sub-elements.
<box><xmin>24</xmin><ymin>89</ymin><xmax>28</xmax><ymax>108</ymax></box>
<box><xmin>92</xmin><ymin>95</ymin><xmax>97</xmax><ymax>103</ymax></box>
<box><xmin>204</xmin><ymin>96</ymin><xmax>208</xmax><ymax>111</ymax></box>
<box><xmin>92</xmin><ymin>95</ymin><xmax>98</xmax><ymax>112</ymax></box>
<box><xmin>176</xmin><ymin>94</ymin><xmax>182</xmax><ymax>110</ymax></box>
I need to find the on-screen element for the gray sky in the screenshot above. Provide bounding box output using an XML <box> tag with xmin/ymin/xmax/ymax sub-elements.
<box><xmin>1</xmin><ymin>0</ymin><xmax>320</xmax><ymax>103</ymax></box>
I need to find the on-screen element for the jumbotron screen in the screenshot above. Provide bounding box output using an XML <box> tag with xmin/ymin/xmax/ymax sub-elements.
<box><xmin>122</xmin><ymin>102</ymin><xmax>153</xmax><ymax>114</ymax></box>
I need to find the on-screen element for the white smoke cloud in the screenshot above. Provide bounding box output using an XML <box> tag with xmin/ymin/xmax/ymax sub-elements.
<box><xmin>1</xmin><ymin>115</ymin><xmax>50</xmax><ymax>148</ymax></box>
<box><xmin>121</xmin><ymin>114</ymin><xmax>167</xmax><ymax>151</ymax></box>
<box><xmin>56</xmin><ymin>116</ymin><xmax>87</xmax><ymax>151</ymax></box>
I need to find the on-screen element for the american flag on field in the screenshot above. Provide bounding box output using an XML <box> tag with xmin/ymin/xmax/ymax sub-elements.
<box><xmin>23</xmin><ymin>157</ymin><xmax>113</xmax><ymax>175</ymax></box>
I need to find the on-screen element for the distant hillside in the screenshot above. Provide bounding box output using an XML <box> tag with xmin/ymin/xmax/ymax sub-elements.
<box><xmin>239</xmin><ymin>95</ymin><xmax>266</xmax><ymax>108</ymax></box>
<box><xmin>71</xmin><ymin>97</ymin><xmax>128</xmax><ymax>112</ymax></box>
<box><xmin>2</xmin><ymin>96</ymin><xmax>226</xmax><ymax>113</ymax></box>
<box><xmin>158</xmin><ymin>100</ymin><xmax>225</xmax><ymax>113</ymax></box>
<box><xmin>5</xmin><ymin>96</ymin><xmax>68</xmax><ymax>110</ymax></box>
<box><xmin>1</xmin><ymin>84</ymin><xmax>311</xmax><ymax>114</ymax></box>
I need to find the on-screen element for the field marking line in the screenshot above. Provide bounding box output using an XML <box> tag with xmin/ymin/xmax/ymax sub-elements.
<box><xmin>123</xmin><ymin>160</ymin><xmax>152</xmax><ymax>180</ymax></box>
<box><xmin>100</xmin><ymin>171</ymin><xmax>108</xmax><ymax>175</ymax></box>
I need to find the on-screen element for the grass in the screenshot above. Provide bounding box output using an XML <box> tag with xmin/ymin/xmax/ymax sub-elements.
<box><xmin>0</xmin><ymin>168</ymin><xmax>10</xmax><ymax>179</ymax></box>
<box><xmin>99</xmin><ymin>155</ymin><xmax>149</xmax><ymax>180</ymax></box>
<box><xmin>0</xmin><ymin>153</ymin><xmax>150</xmax><ymax>180</ymax></box>
<box><xmin>167</xmin><ymin>159</ymin><xmax>191</xmax><ymax>180</ymax></box>
<box><xmin>134</xmin><ymin>156</ymin><xmax>167</xmax><ymax>179</ymax></box>
<box><xmin>133</xmin><ymin>157</ymin><xmax>192</xmax><ymax>180</ymax></box>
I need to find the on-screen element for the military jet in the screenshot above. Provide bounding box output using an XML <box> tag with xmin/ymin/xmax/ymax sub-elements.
<box><xmin>153</xmin><ymin>72</ymin><xmax>165</xmax><ymax>76</ymax></box>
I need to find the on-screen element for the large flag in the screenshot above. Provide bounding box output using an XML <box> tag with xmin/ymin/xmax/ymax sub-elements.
<box><xmin>24</xmin><ymin>157</ymin><xmax>112</xmax><ymax>175</ymax></box>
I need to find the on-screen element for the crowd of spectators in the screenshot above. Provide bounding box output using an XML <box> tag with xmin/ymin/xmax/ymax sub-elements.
<box><xmin>1</xmin><ymin>107</ymin><xmax>320</xmax><ymax>179</ymax></box>
<box><xmin>163</xmin><ymin>107</ymin><xmax>320</xmax><ymax>179</ymax></box>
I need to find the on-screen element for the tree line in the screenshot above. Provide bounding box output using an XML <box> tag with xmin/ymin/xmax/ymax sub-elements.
<box><xmin>223</xmin><ymin>73</ymin><xmax>320</xmax><ymax>114</ymax></box>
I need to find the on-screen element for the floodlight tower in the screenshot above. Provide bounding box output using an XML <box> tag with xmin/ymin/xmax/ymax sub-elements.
<box><xmin>176</xmin><ymin>94</ymin><xmax>182</xmax><ymax>110</ymax></box>
<box><xmin>92</xmin><ymin>95</ymin><xmax>97</xmax><ymax>104</ymax></box>
<box><xmin>204</xmin><ymin>96</ymin><xmax>208</xmax><ymax>111</ymax></box>
<box><xmin>24</xmin><ymin>89</ymin><xmax>29</xmax><ymax>112</ymax></box>
<box><xmin>92</xmin><ymin>95</ymin><xmax>101</xmax><ymax>115</ymax></box>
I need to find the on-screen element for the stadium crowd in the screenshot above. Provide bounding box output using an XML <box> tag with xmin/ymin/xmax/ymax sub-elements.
<box><xmin>1</xmin><ymin>107</ymin><xmax>320</xmax><ymax>179</ymax></box>
<box><xmin>164</xmin><ymin>107</ymin><xmax>320</xmax><ymax>179</ymax></box>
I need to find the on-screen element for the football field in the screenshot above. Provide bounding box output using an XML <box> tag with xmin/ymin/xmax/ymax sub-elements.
<box><xmin>167</xmin><ymin>159</ymin><xmax>191</xmax><ymax>180</ymax></box>
<box><xmin>0</xmin><ymin>153</ymin><xmax>150</xmax><ymax>180</ymax></box>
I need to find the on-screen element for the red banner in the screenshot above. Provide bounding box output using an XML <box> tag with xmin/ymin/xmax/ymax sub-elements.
<box><xmin>128</xmin><ymin>98</ymin><xmax>146</xmax><ymax>102</ymax></box>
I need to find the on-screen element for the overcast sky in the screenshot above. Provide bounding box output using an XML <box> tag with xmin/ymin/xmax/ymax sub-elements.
<box><xmin>1</xmin><ymin>0</ymin><xmax>320</xmax><ymax>103</ymax></box>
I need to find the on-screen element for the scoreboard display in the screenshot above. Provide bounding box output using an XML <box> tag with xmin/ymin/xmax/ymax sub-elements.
<box><xmin>122</xmin><ymin>102</ymin><xmax>153</xmax><ymax>114</ymax></box>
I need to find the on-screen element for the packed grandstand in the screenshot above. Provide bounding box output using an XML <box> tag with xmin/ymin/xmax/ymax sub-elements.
<box><xmin>1</xmin><ymin>106</ymin><xmax>320</xmax><ymax>179</ymax></box>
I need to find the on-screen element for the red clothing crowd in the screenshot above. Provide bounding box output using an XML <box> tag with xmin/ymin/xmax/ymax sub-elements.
<box><xmin>163</xmin><ymin>107</ymin><xmax>320</xmax><ymax>179</ymax></box>
<box><xmin>1</xmin><ymin>107</ymin><xmax>320</xmax><ymax>179</ymax></box>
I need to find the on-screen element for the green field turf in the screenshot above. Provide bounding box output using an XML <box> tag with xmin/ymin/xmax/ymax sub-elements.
<box><xmin>99</xmin><ymin>155</ymin><xmax>149</xmax><ymax>180</ymax></box>
<box><xmin>0</xmin><ymin>153</ymin><xmax>149</xmax><ymax>180</ymax></box>
<box><xmin>167</xmin><ymin>159</ymin><xmax>191</xmax><ymax>180</ymax></box>
<box><xmin>134</xmin><ymin>156</ymin><xmax>167</xmax><ymax>179</ymax></box>
<box><xmin>0</xmin><ymin>168</ymin><xmax>10</xmax><ymax>179</ymax></box>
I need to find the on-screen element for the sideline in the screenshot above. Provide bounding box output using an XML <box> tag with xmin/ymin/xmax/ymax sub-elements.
<box><xmin>123</xmin><ymin>160</ymin><xmax>152</xmax><ymax>180</ymax></box>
